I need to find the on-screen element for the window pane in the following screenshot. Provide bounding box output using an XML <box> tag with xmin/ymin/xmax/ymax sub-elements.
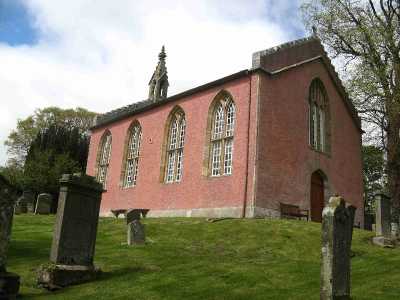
<box><xmin>224</xmin><ymin>139</ymin><xmax>233</xmax><ymax>175</ymax></box>
<box><xmin>132</xmin><ymin>157</ymin><xmax>139</xmax><ymax>185</ymax></box>
<box><xmin>226</xmin><ymin>102</ymin><xmax>235</xmax><ymax>137</ymax></box>
<box><xmin>212</xmin><ymin>105</ymin><xmax>225</xmax><ymax>140</ymax></box>
<box><xmin>211</xmin><ymin>141</ymin><xmax>222</xmax><ymax>176</ymax></box>
<box><xmin>179</xmin><ymin>118</ymin><xmax>186</xmax><ymax>148</ymax></box>
<box><xmin>169</xmin><ymin>119</ymin><xmax>178</xmax><ymax>150</ymax></box>
<box><xmin>125</xmin><ymin>159</ymin><xmax>134</xmax><ymax>187</ymax></box>
<box><xmin>319</xmin><ymin>108</ymin><xmax>325</xmax><ymax>152</ymax></box>
<box><xmin>166</xmin><ymin>151</ymin><xmax>176</xmax><ymax>183</ymax></box>
<box><xmin>176</xmin><ymin>149</ymin><xmax>184</xmax><ymax>181</ymax></box>
<box><xmin>313</xmin><ymin>104</ymin><xmax>318</xmax><ymax>149</ymax></box>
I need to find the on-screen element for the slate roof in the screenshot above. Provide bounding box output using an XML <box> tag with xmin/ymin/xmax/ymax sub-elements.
<box><xmin>92</xmin><ymin>36</ymin><xmax>362</xmax><ymax>132</ymax></box>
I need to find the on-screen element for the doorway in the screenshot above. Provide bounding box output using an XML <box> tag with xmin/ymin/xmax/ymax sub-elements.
<box><xmin>310</xmin><ymin>171</ymin><xmax>325</xmax><ymax>222</ymax></box>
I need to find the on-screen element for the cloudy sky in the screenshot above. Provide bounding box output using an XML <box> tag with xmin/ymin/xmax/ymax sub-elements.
<box><xmin>0</xmin><ymin>0</ymin><xmax>306</xmax><ymax>165</ymax></box>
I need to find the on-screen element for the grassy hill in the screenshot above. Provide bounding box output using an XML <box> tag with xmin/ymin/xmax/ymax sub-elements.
<box><xmin>7</xmin><ymin>215</ymin><xmax>400</xmax><ymax>299</ymax></box>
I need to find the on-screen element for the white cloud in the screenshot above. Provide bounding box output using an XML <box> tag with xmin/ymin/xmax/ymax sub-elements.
<box><xmin>0</xmin><ymin>0</ymin><xmax>303</xmax><ymax>165</ymax></box>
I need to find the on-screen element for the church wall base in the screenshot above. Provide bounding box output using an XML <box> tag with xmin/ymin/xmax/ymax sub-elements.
<box><xmin>100</xmin><ymin>206</ymin><xmax>280</xmax><ymax>219</ymax></box>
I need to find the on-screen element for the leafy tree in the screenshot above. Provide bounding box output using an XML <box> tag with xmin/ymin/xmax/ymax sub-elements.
<box><xmin>301</xmin><ymin>0</ymin><xmax>400</xmax><ymax>222</ymax></box>
<box><xmin>0</xmin><ymin>158</ymin><xmax>24</xmax><ymax>191</ymax></box>
<box><xmin>362</xmin><ymin>145</ymin><xmax>385</xmax><ymax>213</ymax></box>
<box><xmin>5</xmin><ymin>107</ymin><xmax>96</xmax><ymax>163</ymax></box>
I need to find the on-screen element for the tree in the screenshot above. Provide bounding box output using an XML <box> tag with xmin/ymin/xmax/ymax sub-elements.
<box><xmin>5</xmin><ymin>107</ymin><xmax>97</xmax><ymax>163</ymax></box>
<box><xmin>23</xmin><ymin>124</ymin><xmax>90</xmax><ymax>195</ymax></box>
<box><xmin>362</xmin><ymin>145</ymin><xmax>385</xmax><ymax>213</ymax></box>
<box><xmin>301</xmin><ymin>0</ymin><xmax>400</xmax><ymax>223</ymax></box>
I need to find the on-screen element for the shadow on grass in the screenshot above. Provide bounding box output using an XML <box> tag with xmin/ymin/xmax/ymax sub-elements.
<box><xmin>8</xmin><ymin>240</ymin><xmax>50</xmax><ymax>261</ymax></box>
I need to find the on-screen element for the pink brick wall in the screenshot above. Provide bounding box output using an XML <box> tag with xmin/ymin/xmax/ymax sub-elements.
<box><xmin>254</xmin><ymin>60</ymin><xmax>364</xmax><ymax>224</ymax></box>
<box><xmin>87</xmin><ymin>76</ymin><xmax>257</xmax><ymax>216</ymax></box>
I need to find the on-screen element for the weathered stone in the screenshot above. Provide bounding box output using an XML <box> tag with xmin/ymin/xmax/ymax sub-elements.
<box><xmin>37</xmin><ymin>264</ymin><xmax>101</xmax><ymax>290</ymax></box>
<box><xmin>372</xmin><ymin>194</ymin><xmax>394</xmax><ymax>247</ymax></box>
<box><xmin>375</xmin><ymin>194</ymin><xmax>391</xmax><ymax>237</ymax></box>
<box><xmin>35</xmin><ymin>193</ymin><xmax>52</xmax><ymax>215</ymax></box>
<box><xmin>321</xmin><ymin>196</ymin><xmax>356</xmax><ymax>300</ymax></box>
<box><xmin>126</xmin><ymin>209</ymin><xmax>149</xmax><ymax>224</ymax></box>
<box><xmin>0</xmin><ymin>175</ymin><xmax>20</xmax><ymax>299</ymax></box>
<box><xmin>127</xmin><ymin>220</ymin><xmax>145</xmax><ymax>245</ymax></box>
<box><xmin>37</xmin><ymin>173</ymin><xmax>103</xmax><ymax>290</ymax></box>
<box><xmin>50</xmin><ymin>174</ymin><xmax>103</xmax><ymax>266</ymax></box>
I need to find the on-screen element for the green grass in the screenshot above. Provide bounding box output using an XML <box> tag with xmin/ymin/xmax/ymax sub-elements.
<box><xmin>7</xmin><ymin>215</ymin><xmax>400</xmax><ymax>299</ymax></box>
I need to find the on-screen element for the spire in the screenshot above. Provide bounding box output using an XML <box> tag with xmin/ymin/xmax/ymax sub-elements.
<box><xmin>148</xmin><ymin>46</ymin><xmax>169</xmax><ymax>102</ymax></box>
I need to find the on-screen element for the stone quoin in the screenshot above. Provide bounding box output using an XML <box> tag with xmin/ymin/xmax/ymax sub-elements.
<box><xmin>86</xmin><ymin>36</ymin><xmax>364</xmax><ymax>225</ymax></box>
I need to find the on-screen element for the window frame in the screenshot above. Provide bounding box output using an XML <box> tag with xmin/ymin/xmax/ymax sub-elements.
<box><xmin>121</xmin><ymin>122</ymin><xmax>142</xmax><ymax>188</ymax></box>
<box><xmin>163</xmin><ymin>108</ymin><xmax>186</xmax><ymax>184</ymax></box>
<box><xmin>96</xmin><ymin>131</ymin><xmax>112</xmax><ymax>189</ymax></box>
<box><xmin>207</xmin><ymin>92</ymin><xmax>236</xmax><ymax>177</ymax></box>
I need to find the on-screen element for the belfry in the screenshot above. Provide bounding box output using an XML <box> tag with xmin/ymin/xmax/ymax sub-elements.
<box><xmin>148</xmin><ymin>46</ymin><xmax>169</xmax><ymax>102</ymax></box>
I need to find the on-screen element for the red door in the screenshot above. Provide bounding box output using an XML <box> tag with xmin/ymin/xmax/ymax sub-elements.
<box><xmin>311</xmin><ymin>172</ymin><xmax>324</xmax><ymax>222</ymax></box>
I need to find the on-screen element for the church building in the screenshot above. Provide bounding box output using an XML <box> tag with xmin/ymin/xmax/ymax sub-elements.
<box><xmin>86</xmin><ymin>36</ymin><xmax>364</xmax><ymax>224</ymax></box>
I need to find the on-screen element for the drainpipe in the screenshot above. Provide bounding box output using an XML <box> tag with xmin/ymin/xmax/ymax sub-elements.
<box><xmin>242</xmin><ymin>71</ymin><xmax>252</xmax><ymax>218</ymax></box>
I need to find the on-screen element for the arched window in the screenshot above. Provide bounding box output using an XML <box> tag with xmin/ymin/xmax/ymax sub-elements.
<box><xmin>96</xmin><ymin>131</ymin><xmax>112</xmax><ymax>188</ymax></box>
<box><xmin>309</xmin><ymin>79</ymin><xmax>330</xmax><ymax>153</ymax></box>
<box><xmin>209</xmin><ymin>93</ymin><xmax>236</xmax><ymax>176</ymax></box>
<box><xmin>122</xmin><ymin>123</ymin><xmax>142</xmax><ymax>188</ymax></box>
<box><xmin>164</xmin><ymin>108</ymin><xmax>186</xmax><ymax>183</ymax></box>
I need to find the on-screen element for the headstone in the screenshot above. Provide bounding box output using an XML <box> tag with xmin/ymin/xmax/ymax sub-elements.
<box><xmin>321</xmin><ymin>196</ymin><xmax>356</xmax><ymax>300</ymax></box>
<box><xmin>14</xmin><ymin>191</ymin><xmax>35</xmax><ymax>214</ymax></box>
<box><xmin>35</xmin><ymin>193</ymin><xmax>52</xmax><ymax>215</ymax></box>
<box><xmin>126</xmin><ymin>209</ymin><xmax>149</xmax><ymax>245</ymax></box>
<box><xmin>372</xmin><ymin>194</ymin><xmax>394</xmax><ymax>247</ymax></box>
<box><xmin>37</xmin><ymin>173</ymin><xmax>103</xmax><ymax>290</ymax></box>
<box><xmin>0</xmin><ymin>175</ymin><xmax>20</xmax><ymax>299</ymax></box>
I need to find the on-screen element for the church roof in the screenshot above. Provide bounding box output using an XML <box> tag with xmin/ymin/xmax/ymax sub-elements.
<box><xmin>92</xmin><ymin>36</ymin><xmax>362</xmax><ymax>132</ymax></box>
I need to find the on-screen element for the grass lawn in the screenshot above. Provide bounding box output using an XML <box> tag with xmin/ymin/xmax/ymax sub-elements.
<box><xmin>7</xmin><ymin>215</ymin><xmax>400</xmax><ymax>299</ymax></box>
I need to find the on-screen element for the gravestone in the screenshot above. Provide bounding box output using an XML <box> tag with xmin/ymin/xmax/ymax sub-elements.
<box><xmin>321</xmin><ymin>196</ymin><xmax>356</xmax><ymax>300</ymax></box>
<box><xmin>37</xmin><ymin>173</ymin><xmax>103</xmax><ymax>290</ymax></box>
<box><xmin>0</xmin><ymin>175</ymin><xmax>20</xmax><ymax>299</ymax></box>
<box><xmin>372</xmin><ymin>194</ymin><xmax>394</xmax><ymax>247</ymax></box>
<box><xmin>14</xmin><ymin>191</ymin><xmax>35</xmax><ymax>214</ymax></box>
<box><xmin>35</xmin><ymin>193</ymin><xmax>52</xmax><ymax>214</ymax></box>
<box><xmin>126</xmin><ymin>209</ymin><xmax>149</xmax><ymax>245</ymax></box>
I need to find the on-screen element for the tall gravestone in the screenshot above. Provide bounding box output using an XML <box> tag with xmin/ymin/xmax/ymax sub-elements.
<box><xmin>0</xmin><ymin>175</ymin><xmax>20</xmax><ymax>299</ymax></box>
<box><xmin>372</xmin><ymin>194</ymin><xmax>394</xmax><ymax>247</ymax></box>
<box><xmin>37</xmin><ymin>173</ymin><xmax>103</xmax><ymax>290</ymax></box>
<box><xmin>321</xmin><ymin>196</ymin><xmax>356</xmax><ymax>300</ymax></box>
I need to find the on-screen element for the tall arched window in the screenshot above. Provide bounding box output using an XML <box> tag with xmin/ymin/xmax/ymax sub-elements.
<box><xmin>96</xmin><ymin>131</ymin><xmax>112</xmax><ymax>188</ymax></box>
<box><xmin>209</xmin><ymin>93</ymin><xmax>236</xmax><ymax>176</ymax></box>
<box><xmin>122</xmin><ymin>123</ymin><xmax>142</xmax><ymax>188</ymax></box>
<box><xmin>164</xmin><ymin>108</ymin><xmax>186</xmax><ymax>183</ymax></box>
<box><xmin>309</xmin><ymin>79</ymin><xmax>330</xmax><ymax>153</ymax></box>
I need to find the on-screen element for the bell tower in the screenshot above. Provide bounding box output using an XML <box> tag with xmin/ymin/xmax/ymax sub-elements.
<box><xmin>148</xmin><ymin>46</ymin><xmax>169</xmax><ymax>102</ymax></box>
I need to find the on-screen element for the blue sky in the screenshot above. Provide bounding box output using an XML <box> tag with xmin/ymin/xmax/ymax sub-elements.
<box><xmin>0</xmin><ymin>0</ymin><xmax>306</xmax><ymax>165</ymax></box>
<box><xmin>0</xmin><ymin>0</ymin><xmax>38</xmax><ymax>45</ymax></box>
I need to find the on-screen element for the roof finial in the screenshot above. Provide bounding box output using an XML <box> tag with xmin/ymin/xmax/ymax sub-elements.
<box><xmin>159</xmin><ymin>45</ymin><xmax>166</xmax><ymax>60</ymax></box>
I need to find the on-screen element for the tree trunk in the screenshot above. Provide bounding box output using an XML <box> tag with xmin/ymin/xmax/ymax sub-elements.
<box><xmin>387</xmin><ymin>115</ymin><xmax>400</xmax><ymax>232</ymax></box>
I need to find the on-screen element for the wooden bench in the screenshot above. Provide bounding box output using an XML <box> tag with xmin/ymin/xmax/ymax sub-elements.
<box><xmin>279</xmin><ymin>203</ymin><xmax>309</xmax><ymax>221</ymax></box>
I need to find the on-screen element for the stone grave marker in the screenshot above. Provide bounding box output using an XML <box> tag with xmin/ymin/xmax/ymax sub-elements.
<box><xmin>372</xmin><ymin>194</ymin><xmax>394</xmax><ymax>247</ymax></box>
<box><xmin>321</xmin><ymin>196</ymin><xmax>356</xmax><ymax>300</ymax></box>
<box><xmin>37</xmin><ymin>173</ymin><xmax>103</xmax><ymax>290</ymax></box>
<box><xmin>0</xmin><ymin>175</ymin><xmax>20</xmax><ymax>299</ymax></box>
<box><xmin>14</xmin><ymin>191</ymin><xmax>35</xmax><ymax>214</ymax></box>
<box><xmin>126</xmin><ymin>209</ymin><xmax>149</xmax><ymax>245</ymax></box>
<box><xmin>35</xmin><ymin>193</ymin><xmax>52</xmax><ymax>214</ymax></box>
